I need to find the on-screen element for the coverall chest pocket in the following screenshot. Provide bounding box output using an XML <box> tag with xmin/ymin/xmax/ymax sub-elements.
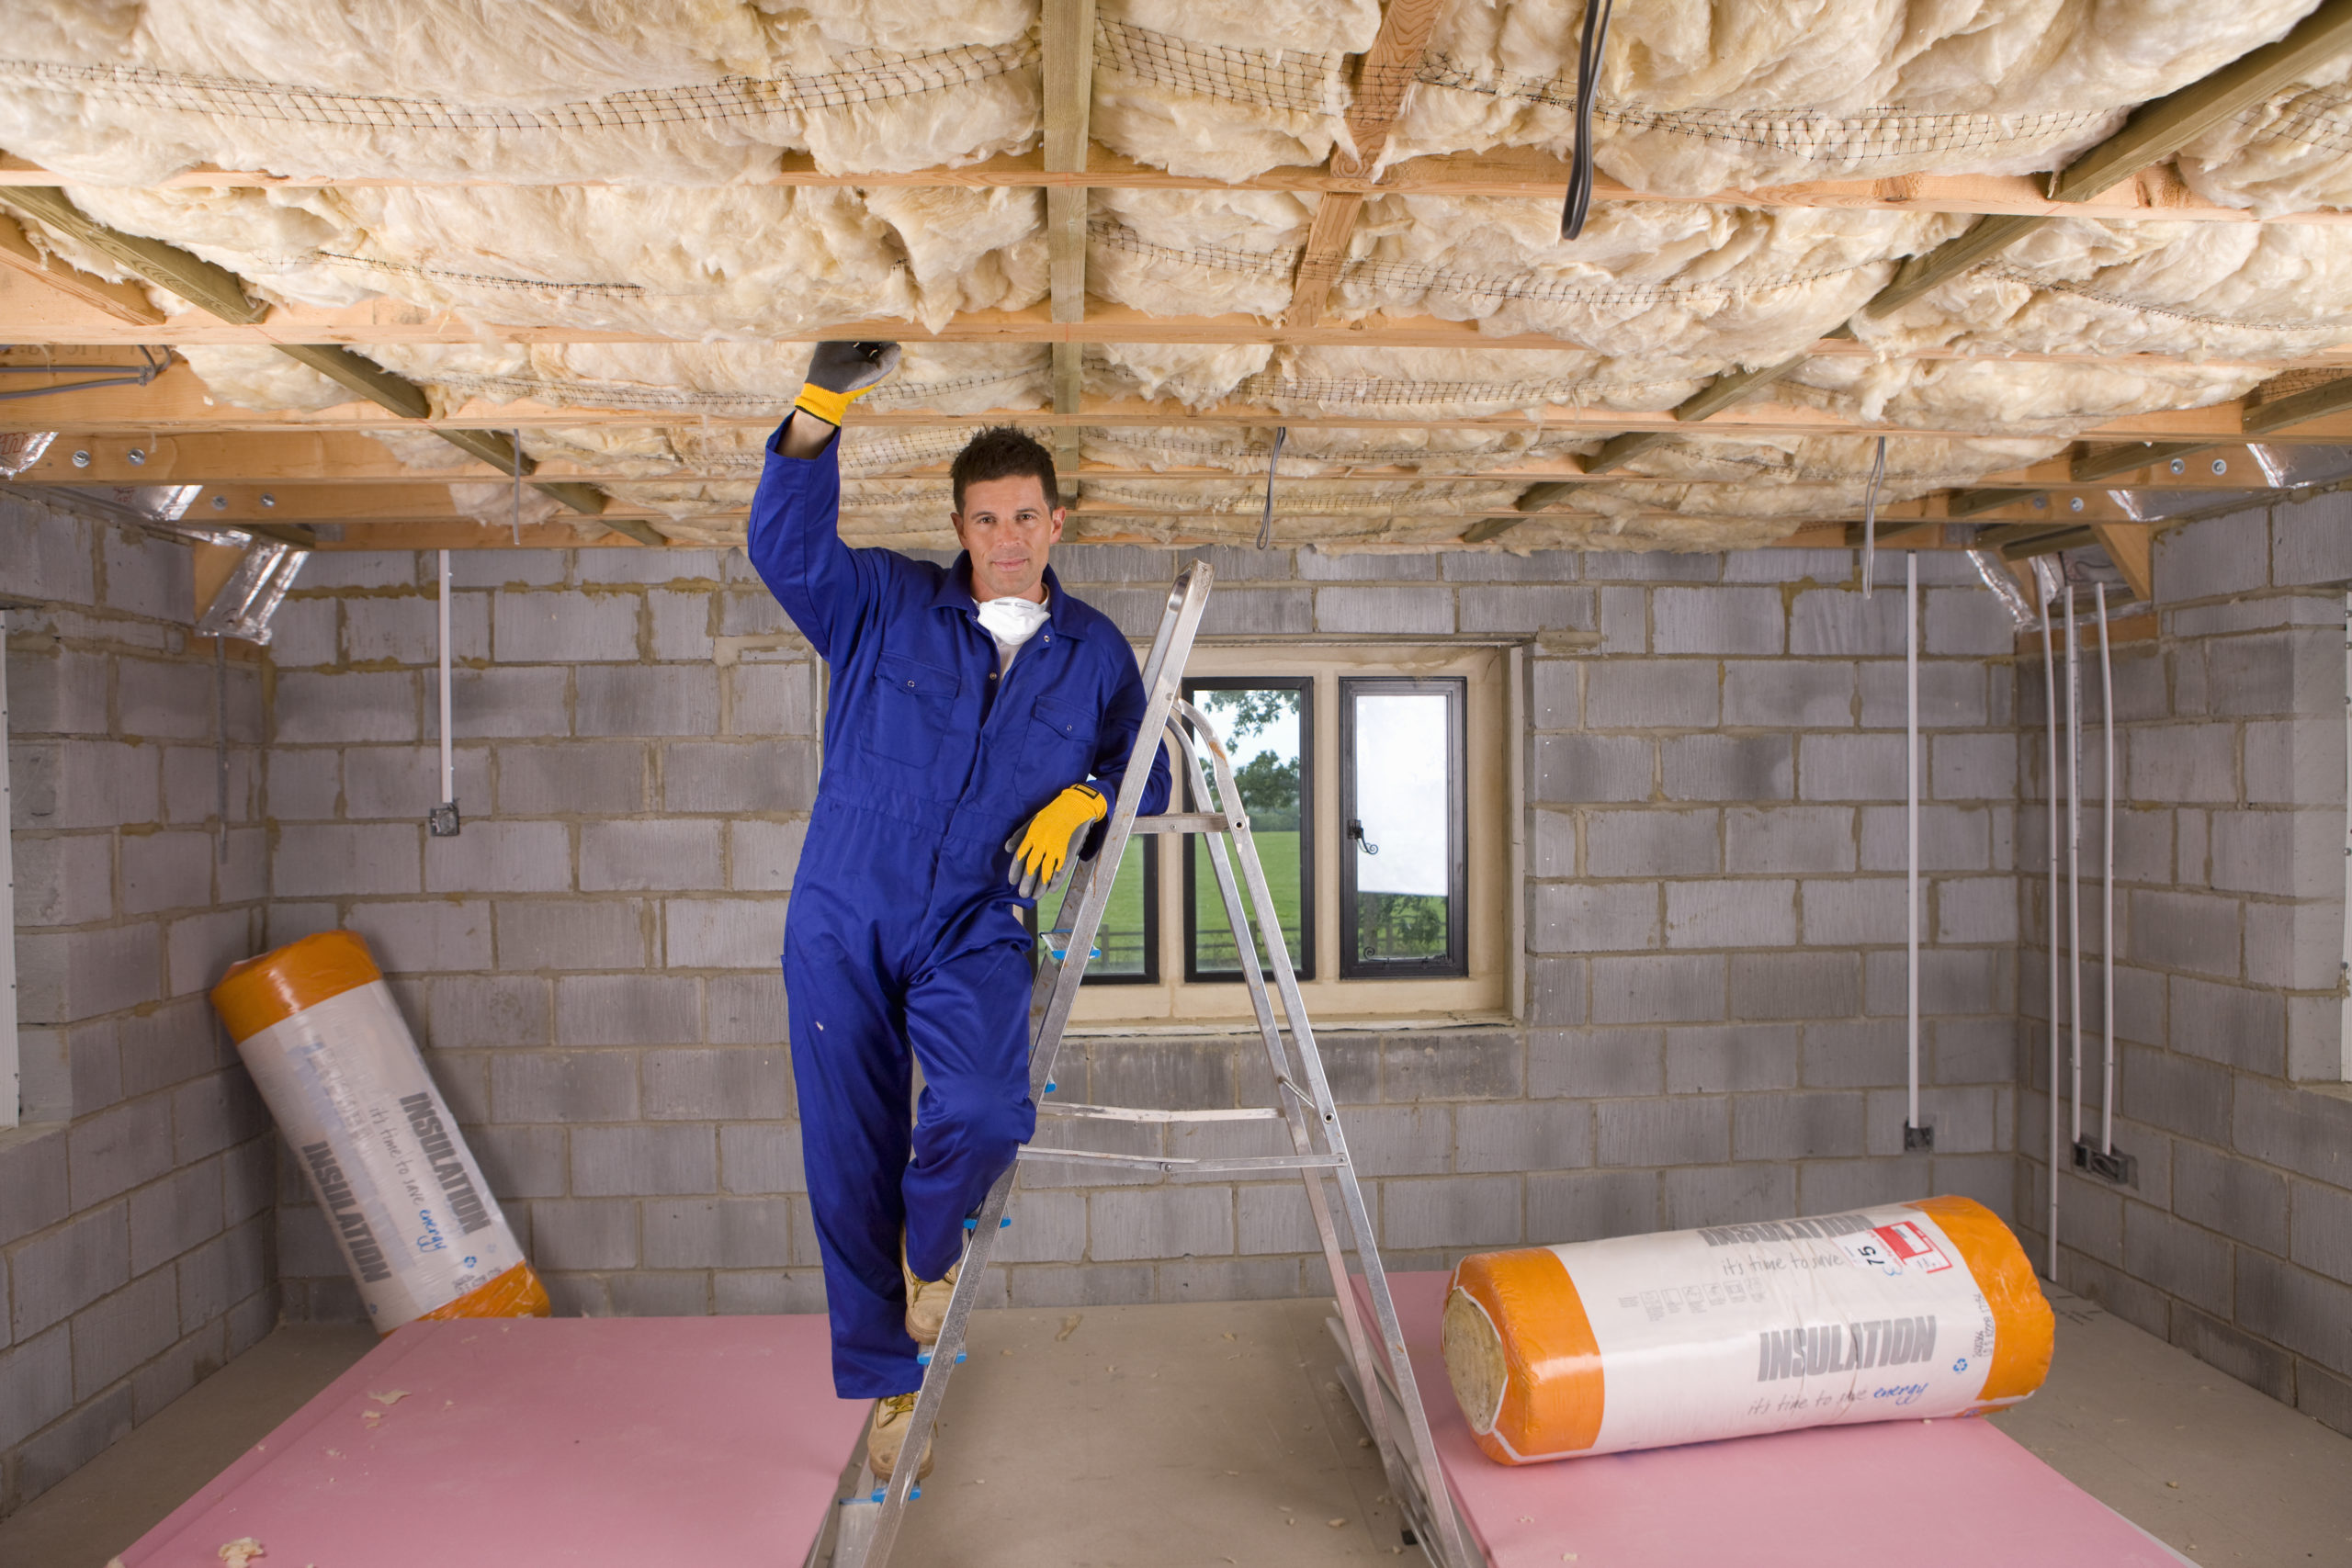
<box><xmin>866</xmin><ymin>651</ymin><xmax>959</xmax><ymax>767</ymax></box>
<box><xmin>1021</xmin><ymin>694</ymin><xmax>1097</xmax><ymax>802</ymax></box>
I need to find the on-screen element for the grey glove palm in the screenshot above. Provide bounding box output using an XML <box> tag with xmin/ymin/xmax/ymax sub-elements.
<box><xmin>806</xmin><ymin>341</ymin><xmax>900</xmax><ymax>397</ymax></box>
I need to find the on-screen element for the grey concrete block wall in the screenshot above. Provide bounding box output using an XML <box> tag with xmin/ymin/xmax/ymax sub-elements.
<box><xmin>2016</xmin><ymin>496</ymin><xmax>2352</xmax><ymax>1439</ymax></box>
<box><xmin>2</xmin><ymin>494</ymin><xmax>276</xmax><ymax>1518</ymax></box>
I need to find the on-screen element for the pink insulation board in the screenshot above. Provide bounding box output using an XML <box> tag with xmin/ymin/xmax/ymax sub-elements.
<box><xmin>1354</xmin><ymin>1271</ymin><xmax>2189</xmax><ymax>1568</ymax></box>
<box><xmin>117</xmin><ymin>1314</ymin><xmax>866</xmax><ymax>1568</ymax></box>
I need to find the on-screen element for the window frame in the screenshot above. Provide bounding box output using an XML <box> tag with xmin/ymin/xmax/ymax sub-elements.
<box><xmin>1178</xmin><ymin>674</ymin><xmax>1316</xmax><ymax>984</ymax></box>
<box><xmin>1086</xmin><ymin>832</ymin><xmax>1160</xmax><ymax>986</ymax></box>
<box><xmin>1338</xmin><ymin>675</ymin><xmax>1468</xmax><ymax>979</ymax></box>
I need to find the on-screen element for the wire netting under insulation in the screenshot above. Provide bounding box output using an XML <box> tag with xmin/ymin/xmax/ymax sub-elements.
<box><xmin>1092</xmin><ymin>19</ymin><xmax>1345</xmax><ymax>117</ymax></box>
<box><xmin>0</xmin><ymin>44</ymin><xmax>1035</xmax><ymax>130</ymax></box>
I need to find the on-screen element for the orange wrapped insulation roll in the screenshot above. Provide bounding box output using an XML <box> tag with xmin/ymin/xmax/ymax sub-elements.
<box><xmin>1442</xmin><ymin>1195</ymin><xmax>2052</xmax><ymax>1463</ymax></box>
<box><xmin>213</xmin><ymin>931</ymin><xmax>550</xmax><ymax>1332</ymax></box>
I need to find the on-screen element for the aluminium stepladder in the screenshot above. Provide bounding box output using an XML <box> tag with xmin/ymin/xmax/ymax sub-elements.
<box><xmin>826</xmin><ymin>561</ymin><xmax>1473</xmax><ymax>1568</ymax></box>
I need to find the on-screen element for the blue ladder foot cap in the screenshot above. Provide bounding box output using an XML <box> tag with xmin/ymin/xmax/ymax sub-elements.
<box><xmin>961</xmin><ymin>1216</ymin><xmax>1012</xmax><ymax>1230</ymax></box>
<box><xmin>914</xmin><ymin>1349</ymin><xmax>967</xmax><ymax>1366</ymax></box>
<box><xmin>865</xmin><ymin>1486</ymin><xmax>920</xmax><ymax>1503</ymax></box>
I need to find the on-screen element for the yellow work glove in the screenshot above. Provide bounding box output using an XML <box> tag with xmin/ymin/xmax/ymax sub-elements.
<box><xmin>1005</xmin><ymin>784</ymin><xmax>1107</xmax><ymax>899</ymax></box>
<box><xmin>793</xmin><ymin>340</ymin><xmax>900</xmax><ymax>428</ymax></box>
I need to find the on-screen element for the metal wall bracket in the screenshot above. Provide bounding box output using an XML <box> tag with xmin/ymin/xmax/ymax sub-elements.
<box><xmin>1903</xmin><ymin>1122</ymin><xmax>1935</xmax><ymax>1152</ymax></box>
<box><xmin>194</xmin><ymin>537</ymin><xmax>307</xmax><ymax>644</ymax></box>
<box><xmin>2072</xmin><ymin>1138</ymin><xmax>2136</xmax><ymax>1187</ymax></box>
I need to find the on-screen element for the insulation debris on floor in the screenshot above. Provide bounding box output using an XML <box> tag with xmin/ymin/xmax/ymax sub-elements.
<box><xmin>5</xmin><ymin>1</ymin><xmax>2352</xmax><ymax>549</ymax></box>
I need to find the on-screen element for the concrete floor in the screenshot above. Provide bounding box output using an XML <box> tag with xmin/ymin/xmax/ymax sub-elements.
<box><xmin>5</xmin><ymin>1291</ymin><xmax>2347</xmax><ymax>1568</ymax></box>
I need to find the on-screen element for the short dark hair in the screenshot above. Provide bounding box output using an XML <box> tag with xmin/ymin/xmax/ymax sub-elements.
<box><xmin>951</xmin><ymin>425</ymin><xmax>1058</xmax><ymax>513</ymax></box>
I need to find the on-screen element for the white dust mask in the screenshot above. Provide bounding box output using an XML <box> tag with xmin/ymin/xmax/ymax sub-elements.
<box><xmin>976</xmin><ymin>593</ymin><xmax>1050</xmax><ymax>671</ymax></box>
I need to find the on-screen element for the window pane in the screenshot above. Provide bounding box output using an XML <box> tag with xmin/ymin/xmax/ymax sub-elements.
<box><xmin>1351</xmin><ymin>690</ymin><xmax>1453</xmax><ymax>965</ymax></box>
<box><xmin>1188</xmin><ymin>684</ymin><xmax>1307</xmax><ymax>976</ymax></box>
<box><xmin>1091</xmin><ymin>837</ymin><xmax>1152</xmax><ymax>980</ymax></box>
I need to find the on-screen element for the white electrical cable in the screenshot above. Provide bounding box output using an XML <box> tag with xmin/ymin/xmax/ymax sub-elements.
<box><xmin>2065</xmin><ymin>588</ymin><xmax>2083</xmax><ymax>1153</ymax></box>
<box><xmin>437</xmin><ymin>548</ymin><xmax>455</xmax><ymax>807</ymax></box>
<box><xmin>2098</xmin><ymin>581</ymin><xmax>2116</xmax><ymax>1156</ymax></box>
<box><xmin>1905</xmin><ymin>550</ymin><xmax>1920</xmax><ymax>1137</ymax></box>
<box><xmin>2040</xmin><ymin>588</ymin><xmax>2060</xmax><ymax>1281</ymax></box>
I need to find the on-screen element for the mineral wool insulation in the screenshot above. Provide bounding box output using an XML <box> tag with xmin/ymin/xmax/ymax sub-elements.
<box><xmin>5</xmin><ymin>0</ymin><xmax>2352</xmax><ymax>548</ymax></box>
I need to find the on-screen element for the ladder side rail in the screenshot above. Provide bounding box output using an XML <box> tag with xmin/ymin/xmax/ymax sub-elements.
<box><xmin>852</xmin><ymin>567</ymin><xmax>1216</xmax><ymax>1568</ymax></box>
<box><xmin>1180</xmin><ymin>699</ymin><xmax>1476</xmax><ymax>1568</ymax></box>
<box><xmin>1168</xmin><ymin>707</ymin><xmax>1417</xmax><ymax>1512</ymax></box>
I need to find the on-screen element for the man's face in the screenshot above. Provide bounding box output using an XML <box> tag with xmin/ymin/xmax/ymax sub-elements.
<box><xmin>953</xmin><ymin>473</ymin><xmax>1065</xmax><ymax>603</ymax></box>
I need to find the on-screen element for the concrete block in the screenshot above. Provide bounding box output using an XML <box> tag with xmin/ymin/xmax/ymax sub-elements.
<box><xmin>1860</xmin><ymin>661</ymin><xmax>1988</xmax><ymax>729</ymax></box>
<box><xmin>1596</xmin><ymin>1097</ymin><xmax>1729</xmax><ymax>1167</ymax></box>
<box><xmin>1592</xmin><ymin>954</ymin><xmax>1724</xmax><ymax>1024</ymax></box>
<box><xmin>465</xmin><ymin>1124</ymin><xmax>567</xmax><ymax>1200</ymax></box>
<box><xmin>1663</xmin><ymin>1162</ymin><xmax>1796</xmax><ymax>1229</ymax></box>
<box><xmin>128</xmin><ymin>1159</ymin><xmax>225</xmax><ymax>1276</ymax></box>
<box><xmin>424</xmin><ymin>819</ymin><xmax>571</xmax><ymax>894</ymax></box>
<box><xmin>1528</xmin><ymin>1028</ymin><xmax>1663</xmax><ymax>1098</ymax></box>
<box><xmin>490</xmin><ymin>1050</ymin><xmax>639</xmax><ymax>1122</ymax></box>
<box><xmin>1863</xmin><ymin>945</ymin><xmax>2010</xmax><ymax>1018</ymax></box>
<box><xmin>0</xmin><ymin>1132</ymin><xmax>72</xmax><ymax>1247</ymax></box>
<box><xmin>345</xmin><ymin>900</ymin><xmax>492</xmax><ymax>975</ymax></box>
<box><xmin>1586</xmin><ymin>661</ymin><xmax>1718</xmax><ymax>728</ymax></box>
<box><xmin>2120</xmin><ymin>1043</ymin><xmax>2232</xmax><ymax>1146</ymax></box>
<box><xmin>2206</xmin><ymin>627</ymin><xmax>2342</xmax><ymax>719</ymax></box>
<box><xmin>116</xmin><ymin>1000</ymin><xmax>220</xmax><ymax>1099</ymax></box>
<box><xmin>727</xmin><ymin>661</ymin><xmax>818</xmax><ymax>736</ymax></box>
<box><xmin>2290</xmin><ymin>1178</ymin><xmax>2352</xmax><ymax>1285</ymax></box>
<box><xmin>2171</xmin><ymin>1143</ymin><xmax>2289</xmax><ymax>1256</ymax></box>
<box><xmin>1935</xmin><ymin>875</ymin><xmax>2018</xmax><ymax>945</ymax></box>
<box><xmin>528</xmin><ymin>1200</ymin><xmax>639</xmax><ymax>1270</ymax></box>
<box><xmin>1925</xmin><ymin>586</ymin><xmax>2017</xmax><ymax>656</ymax></box>
<box><xmin>2233</xmin><ymin>1076</ymin><xmax>2352</xmax><ymax>1189</ymax></box>
<box><xmin>2211</xmin><ymin>808</ymin><xmax>2340</xmax><ymax>898</ymax></box>
<box><xmin>11</xmin><ymin>1201</ymin><xmax>128</xmax><ymax>1340</ymax></box>
<box><xmin>1456</xmin><ymin>1101</ymin><xmax>1592</xmax><ymax>1173</ymax></box>
<box><xmin>2125</xmin><ymin>889</ymin><xmax>2241</xmax><ymax>976</ymax></box>
<box><xmin>1458</xmin><ymin>586</ymin><xmax>1594</xmax><ymax>634</ymax></box>
<box><xmin>2125</xmin><ymin>721</ymin><xmax>2237</xmax><ymax>804</ymax></box>
<box><xmin>1313</xmin><ymin>586</ymin><xmax>1454</xmax><ymax>634</ymax></box>
<box><xmin>1730</xmin><ymin>952</ymin><xmax>1859</xmax><ymax>1021</ymax></box>
<box><xmin>273</xmin><ymin>671</ymin><xmax>417</xmax><ymax>744</ymax></box>
<box><xmin>1</xmin><ymin>497</ymin><xmax>96</xmax><ymax>603</ymax></box>
<box><xmin>2239</xmin><ymin>1250</ymin><xmax>2352</xmax><ymax>1377</ymax></box>
<box><xmin>497</xmin><ymin>898</ymin><xmax>648</xmax><ymax>971</ymax></box>
<box><xmin>14</xmin><ymin>1379</ymin><xmax>136</xmax><ymax>1497</ymax></box>
<box><xmin>1090</xmin><ymin>1188</ymin><xmax>1235</xmax><ymax>1260</ymax></box>
<box><xmin>115</xmin><ymin>658</ymin><xmax>216</xmax><ymax>742</ymax></box>
<box><xmin>67</xmin><ymin>1267</ymin><xmax>178</xmax><ymax>1402</ymax></box>
<box><xmin>1530</xmin><ymin>660</ymin><xmax>1577</xmax><ymax>729</ymax></box>
<box><xmin>102</xmin><ymin>527</ymin><xmax>191</xmax><ymax>621</ymax></box>
<box><xmin>665</xmin><ymin>898</ymin><xmax>786</xmax><ymax>970</ymax></box>
<box><xmin>1722</xmin><ymin>661</ymin><xmax>1854</xmax><ymax>728</ymax></box>
<box><xmin>1527</xmin><ymin>957</ymin><xmax>1587</xmax><ymax>1028</ymax></box>
<box><xmin>719</xmin><ymin>1123</ymin><xmax>806</xmax><ymax>1196</ymax></box>
<box><xmin>68</xmin><ymin>1093</ymin><xmax>172</xmax><ymax>1211</ymax></box>
<box><xmin>6</xmin><ymin>638</ymin><xmax>108</xmax><ymax>737</ymax></box>
<box><xmin>1233</xmin><ymin>1183</ymin><xmax>1318</xmax><ymax>1256</ymax></box>
<box><xmin>2289</xmin><ymin>987</ymin><xmax>2349</xmax><ymax>1082</ymax></box>
<box><xmin>556</xmin><ymin>975</ymin><xmax>701</xmax><ymax>1047</ymax></box>
<box><xmin>1527</xmin><ymin>1169</ymin><xmax>1658</xmax><ymax>1242</ymax></box>
<box><xmin>344</xmin><ymin>592</ymin><xmax>488</xmax><ymax>666</ymax></box>
<box><xmin>1668</xmin><ymin>1024</ymin><xmax>1800</xmax><ymax>1093</ymax></box>
<box><xmin>1057</xmin><ymin>545</ymin><xmax>1180</xmax><ymax>583</ymax></box>
<box><xmin>1798</xmin><ymin>1156</ymin><xmax>1934</xmax><ymax>1214</ymax></box>
<box><xmin>15</xmin><ymin>923</ymin><xmax>162</xmax><ymax>1026</ymax></box>
<box><xmin>1797</xmin><ymin>733</ymin><xmax>1905</xmax><ymax>802</ymax></box>
<box><xmin>2154</xmin><ymin>510</ymin><xmax>2269</xmax><ymax>602</ymax></box>
<box><xmin>2245</xmin><ymin>717</ymin><xmax>2346</xmax><ymax>807</ymax></box>
<box><xmin>1859</xmin><ymin>805</ymin><xmax>1992</xmax><ymax>872</ymax></box>
<box><xmin>1298</xmin><ymin>550</ymin><xmax>1433</xmax><ymax>581</ymax></box>
<box><xmin>1652</xmin><ymin>586</ymin><xmax>1782</xmax><ymax>655</ymax></box>
<box><xmin>1200</xmin><ymin>588</ymin><xmax>1313</xmax><ymax>635</ymax></box>
<box><xmin>273</xmin><ymin>822</ymin><xmax>419</xmax><ymax>898</ymax></box>
<box><xmin>1598</xmin><ymin>585</ymin><xmax>1646</xmax><ymax>652</ymax></box>
<box><xmin>1788</xmin><ymin>587</ymin><xmax>1905</xmax><ymax>656</ymax></box>
<box><xmin>339</xmin><ymin>744</ymin><xmax>490</xmax><ymax>822</ymax></box>
<box><xmin>265</xmin><ymin>749</ymin><xmax>341</xmax><ymax>821</ymax></box>
<box><xmin>642</xmin><ymin>1198</ymin><xmax>795</xmax><ymax>1269</ymax></box>
<box><xmin>1533</xmin><ymin>734</ymin><xmax>1653</xmax><ymax>803</ymax></box>
<box><xmin>580</xmin><ymin>548</ymin><xmax>727</xmax><ymax>586</ymax></box>
<box><xmin>1532</xmin><ymin>808</ymin><xmax>1574</xmax><ymax>877</ymax></box>
<box><xmin>661</xmin><ymin>740</ymin><xmax>819</xmax><ymax>813</ymax></box>
<box><xmin>571</xmin><ymin>1124</ymin><xmax>718</xmax><ymax>1197</ymax></box>
<box><xmin>717</xmin><ymin>588</ymin><xmax>796</xmax><ymax>637</ymax></box>
<box><xmin>169</xmin><ymin>1069</ymin><xmax>268</xmax><ymax>1167</ymax></box>
<box><xmin>1724</xmin><ymin>548</ymin><xmax>1851</xmax><ymax>584</ymax></box>
<box><xmin>706</xmin><ymin>971</ymin><xmax>787</xmax><ymax>1046</ymax></box>
<box><xmin>1930</xmin><ymin>733</ymin><xmax>2015</xmax><ymax>801</ymax></box>
<box><xmin>0</xmin><ymin>1325</ymin><xmax>75</xmax><ymax>1450</ymax></box>
<box><xmin>1586</xmin><ymin>809</ymin><xmax>1717</xmax><ymax>877</ymax></box>
<box><xmin>644</xmin><ymin>1047</ymin><xmax>789</xmax><ymax>1120</ymax></box>
<box><xmin>650</xmin><ymin>589</ymin><xmax>713</xmax><ymax>661</ymax></box>
<box><xmin>430</xmin><ymin>975</ymin><xmax>550</xmax><ymax>1049</ymax></box>
<box><xmin>1382</xmin><ymin>1031</ymin><xmax>1521</xmax><ymax>1100</ymax></box>
<box><xmin>1380</xmin><ymin>1175</ymin><xmax>1521</xmax><ymax>1251</ymax></box>
<box><xmin>1662</xmin><ymin>735</ymin><xmax>1791</xmax><ymax>802</ymax></box>
<box><xmin>264</xmin><ymin>598</ymin><xmax>338</xmax><ymax>671</ymax></box>
<box><xmin>2272</xmin><ymin>491</ymin><xmax>2352</xmax><ymax>585</ymax></box>
<box><xmin>1666</xmin><ymin>879</ymin><xmax>1796</xmax><ymax>949</ymax></box>
<box><xmin>444</xmin><ymin>667</ymin><xmax>569</xmax><ymax>739</ymax></box>
<box><xmin>1583</xmin><ymin>551</ymin><xmax>1718</xmax><ymax>582</ymax></box>
<box><xmin>12</xmin><ymin>738</ymin><xmax>160</xmax><ymax>831</ymax></box>
<box><xmin>1533</xmin><ymin>881</ymin><xmax>1659</xmax><ymax>953</ymax></box>
<box><xmin>1334</xmin><ymin>1104</ymin><xmax>1450</xmax><ymax>1177</ymax></box>
<box><xmin>2171</xmin><ymin>976</ymin><xmax>2285</xmax><ymax>1075</ymax></box>
<box><xmin>580</xmin><ymin>818</ymin><xmax>722</xmax><ymax>890</ymax></box>
<box><xmin>1442</xmin><ymin>550</ymin><xmax>1579</xmax><ymax>581</ymax></box>
<box><xmin>492</xmin><ymin>587</ymin><xmax>638</xmax><ymax>663</ymax></box>
<box><xmin>13</xmin><ymin>833</ymin><xmax>115</xmax><ymax>926</ymax></box>
<box><xmin>2120</xmin><ymin>1205</ymin><xmax>2234</xmax><ymax>1317</ymax></box>
<box><xmin>1724</xmin><ymin>806</ymin><xmax>1854</xmax><ymax>874</ymax></box>
<box><xmin>1733</xmin><ymin>1090</ymin><xmax>1865</xmax><ymax>1160</ymax></box>
<box><xmin>1802</xmin><ymin>1018</ymin><xmax>1905</xmax><ymax>1089</ymax></box>
<box><xmin>576</xmin><ymin>666</ymin><xmax>719</xmax><ymax>737</ymax></box>
<box><xmin>495</xmin><ymin>740</ymin><xmax>647</xmax><ymax>816</ymax></box>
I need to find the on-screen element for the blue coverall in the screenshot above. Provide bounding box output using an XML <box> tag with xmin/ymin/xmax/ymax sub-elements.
<box><xmin>746</xmin><ymin>415</ymin><xmax>1170</xmax><ymax>1398</ymax></box>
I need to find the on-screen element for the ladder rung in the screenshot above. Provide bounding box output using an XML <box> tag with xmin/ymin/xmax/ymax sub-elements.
<box><xmin>1128</xmin><ymin>812</ymin><xmax>1234</xmax><ymax>834</ymax></box>
<box><xmin>1017</xmin><ymin>1147</ymin><xmax>1344</xmax><ymax>1174</ymax></box>
<box><xmin>1035</xmin><ymin>1102</ymin><xmax>1282</xmax><ymax>1123</ymax></box>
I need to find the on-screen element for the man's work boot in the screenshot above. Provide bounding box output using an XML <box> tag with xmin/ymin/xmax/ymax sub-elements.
<box><xmin>903</xmin><ymin>1247</ymin><xmax>958</xmax><ymax>1346</ymax></box>
<box><xmin>867</xmin><ymin>1393</ymin><xmax>934</xmax><ymax>1482</ymax></box>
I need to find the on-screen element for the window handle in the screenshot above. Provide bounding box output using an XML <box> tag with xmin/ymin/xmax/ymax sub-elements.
<box><xmin>1348</xmin><ymin>818</ymin><xmax>1379</xmax><ymax>855</ymax></box>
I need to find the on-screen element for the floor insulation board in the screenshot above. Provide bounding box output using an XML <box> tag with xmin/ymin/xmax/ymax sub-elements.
<box><xmin>1353</xmin><ymin>1271</ymin><xmax>2193</xmax><ymax>1568</ymax></box>
<box><xmin>111</xmin><ymin>1314</ymin><xmax>865</xmax><ymax>1568</ymax></box>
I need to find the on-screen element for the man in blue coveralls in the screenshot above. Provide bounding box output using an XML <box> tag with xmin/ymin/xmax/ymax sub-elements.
<box><xmin>746</xmin><ymin>342</ymin><xmax>1170</xmax><ymax>1482</ymax></box>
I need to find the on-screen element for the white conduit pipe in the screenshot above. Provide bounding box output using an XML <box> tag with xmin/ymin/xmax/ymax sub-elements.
<box><xmin>437</xmin><ymin>548</ymin><xmax>455</xmax><ymax>807</ymax></box>
<box><xmin>1905</xmin><ymin>552</ymin><xmax>1920</xmax><ymax>1136</ymax></box>
<box><xmin>2098</xmin><ymin>583</ymin><xmax>2116</xmax><ymax>1156</ymax></box>
<box><xmin>2040</xmin><ymin>591</ymin><xmax>2061</xmax><ymax>1281</ymax></box>
<box><xmin>2066</xmin><ymin>591</ymin><xmax>2084</xmax><ymax>1154</ymax></box>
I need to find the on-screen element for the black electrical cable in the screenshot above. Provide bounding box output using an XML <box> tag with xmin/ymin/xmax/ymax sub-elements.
<box><xmin>1558</xmin><ymin>0</ymin><xmax>1615</xmax><ymax>241</ymax></box>
<box><xmin>1256</xmin><ymin>425</ymin><xmax>1286</xmax><ymax>549</ymax></box>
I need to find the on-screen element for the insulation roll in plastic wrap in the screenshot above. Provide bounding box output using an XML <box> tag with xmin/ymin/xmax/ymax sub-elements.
<box><xmin>1443</xmin><ymin>1195</ymin><xmax>2052</xmax><ymax>1463</ymax></box>
<box><xmin>212</xmin><ymin>931</ymin><xmax>549</xmax><ymax>1331</ymax></box>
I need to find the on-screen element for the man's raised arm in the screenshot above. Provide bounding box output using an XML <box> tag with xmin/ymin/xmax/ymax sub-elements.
<box><xmin>745</xmin><ymin>341</ymin><xmax>900</xmax><ymax>660</ymax></box>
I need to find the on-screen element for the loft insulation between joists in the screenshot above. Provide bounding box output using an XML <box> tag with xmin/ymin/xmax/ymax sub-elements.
<box><xmin>0</xmin><ymin>0</ymin><xmax>1039</xmax><ymax>182</ymax></box>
